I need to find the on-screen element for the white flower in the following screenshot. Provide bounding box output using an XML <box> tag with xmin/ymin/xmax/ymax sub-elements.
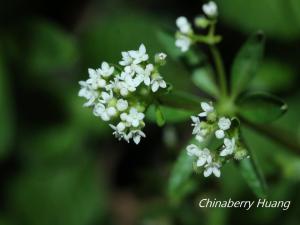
<box><xmin>93</xmin><ymin>103</ymin><xmax>110</xmax><ymax>121</ymax></box>
<box><xmin>191</xmin><ymin>116</ymin><xmax>201</xmax><ymax>135</ymax></box>
<box><xmin>215</xmin><ymin>117</ymin><xmax>231</xmax><ymax>139</ymax></box>
<box><xmin>196</xmin><ymin>148</ymin><xmax>212</xmax><ymax>167</ymax></box>
<box><xmin>215</xmin><ymin>129</ymin><xmax>225</xmax><ymax>139</ymax></box>
<box><xmin>196</xmin><ymin>134</ymin><xmax>204</xmax><ymax>142</ymax></box>
<box><xmin>115</xmin><ymin>73</ymin><xmax>137</xmax><ymax>96</ymax></box>
<box><xmin>135</xmin><ymin>64</ymin><xmax>154</xmax><ymax>86</ymax></box>
<box><xmin>157</xmin><ymin>52</ymin><xmax>167</xmax><ymax>60</ymax></box>
<box><xmin>218</xmin><ymin>117</ymin><xmax>231</xmax><ymax>130</ymax></box>
<box><xmin>151</xmin><ymin>75</ymin><xmax>167</xmax><ymax>92</ymax></box>
<box><xmin>100</xmin><ymin>91</ymin><xmax>113</xmax><ymax>104</ymax></box>
<box><xmin>220</xmin><ymin>138</ymin><xmax>235</xmax><ymax>156</ymax></box>
<box><xmin>116</xmin><ymin>99</ymin><xmax>128</xmax><ymax>111</ymax></box>
<box><xmin>110</xmin><ymin>124</ymin><xmax>129</xmax><ymax>142</ymax></box>
<box><xmin>202</xmin><ymin>1</ymin><xmax>218</xmax><ymax>17</ymax></box>
<box><xmin>106</xmin><ymin>106</ymin><xmax>117</xmax><ymax>117</ymax></box>
<box><xmin>86</xmin><ymin>69</ymin><xmax>106</xmax><ymax>89</ymax></box>
<box><xmin>119</xmin><ymin>51</ymin><xmax>133</xmax><ymax>66</ymax></box>
<box><xmin>78</xmin><ymin>81</ymin><xmax>98</xmax><ymax>107</ymax></box>
<box><xmin>199</xmin><ymin>102</ymin><xmax>214</xmax><ymax>117</ymax></box>
<box><xmin>190</xmin><ymin>116</ymin><xmax>209</xmax><ymax>142</ymax></box>
<box><xmin>128</xmin><ymin>130</ymin><xmax>146</xmax><ymax>144</ymax></box>
<box><xmin>110</xmin><ymin>122</ymin><xmax>126</xmax><ymax>133</ymax></box>
<box><xmin>125</xmin><ymin>107</ymin><xmax>145</xmax><ymax>127</ymax></box>
<box><xmin>176</xmin><ymin>16</ymin><xmax>192</xmax><ymax>34</ymax></box>
<box><xmin>98</xmin><ymin>62</ymin><xmax>114</xmax><ymax>78</ymax></box>
<box><xmin>128</xmin><ymin>44</ymin><xmax>149</xmax><ymax>64</ymax></box>
<box><xmin>204</xmin><ymin>162</ymin><xmax>221</xmax><ymax>177</ymax></box>
<box><xmin>186</xmin><ymin>144</ymin><xmax>201</xmax><ymax>157</ymax></box>
<box><xmin>175</xmin><ymin>35</ymin><xmax>191</xmax><ymax>52</ymax></box>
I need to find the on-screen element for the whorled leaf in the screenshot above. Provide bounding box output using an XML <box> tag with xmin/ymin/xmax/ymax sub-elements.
<box><xmin>146</xmin><ymin>104</ymin><xmax>194</xmax><ymax>124</ymax></box>
<box><xmin>167</xmin><ymin>140</ymin><xmax>196</xmax><ymax>203</ymax></box>
<box><xmin>237</xmin><ymin>92</ymin><xmax>287</xmax><ymax>124</ymax></box>
<box><xmin>192</xmin><ymin>68</ymin><xmax>219</xmax><ymax>98</ymax></box>
<box><xmin>158</xmin><ymin>91</ymin><xmax>204</xmax><ymax>111</ymax></box>
<box><xmin>155</xmin><ymin>105</ymin><xmax>166</xmax><ymax>126</ymax></box>
<box><xmin>231</xmin><ymin>31</ymin><xmax>265</xmax><ymax>98</ymax></box>
<box><xmin>238</xmin><ymin>149</ymin><xmax>268</xmax><ymax>198</ymax></box>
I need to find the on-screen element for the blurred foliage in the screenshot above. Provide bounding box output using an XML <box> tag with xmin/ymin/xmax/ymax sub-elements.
<box><xmin>0</xmin><ymin>49</ymin><xmax>14</xmax><ymax>158</ymax></box>
<box><xmin>215</xmin><ymin>0</ymin><xmax>300</xmax><ymax>41</ymax></box>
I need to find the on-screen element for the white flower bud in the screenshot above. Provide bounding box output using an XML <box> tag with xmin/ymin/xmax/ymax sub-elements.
<box><xmin>106</xmin><ymin>107</ymin><xmax>117</xmax><ymax>116</ymax></box>
<box><xmin>101</xmin><ymin>112</ymin><xmax>110</xmax><ymax>121</ymax></box>
<box><xmin>215</xmin><ymin>129</ymin><xmax>225</xmax><ymax>139</ymax></box>
<box><xmin>202</xmin><ymin>1</ymin><xmax>218</xmax><ymax>17</ymax></box>
<box><xmin>117</xmin><ymin>122</ymin><xmax>126</xmax><ymax>132</ymax></box>
<box><xmin>218</xmin><ymin>117</ymin><xmax>231</xmax><ymax>130</ymax></box>
<box><xmin>155</xmin><ymin>52</ymin><xmax>167</xmax><ymax>65</ymax></box>
<box><xmin>116</xmin><ymin>99</ymin><xmax>128</xmax><ymax>111</ymax></box>
<box><xmin>194</xmin><ymin>16</ymin><xmax>210</xmax><ymax>28</ymax></box>
<box><xmin>120</xmin><ymin>112</ymin><xmax>128</xmax><ymax>121</ymax></box>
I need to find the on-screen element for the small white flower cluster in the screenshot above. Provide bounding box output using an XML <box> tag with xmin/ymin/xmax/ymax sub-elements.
<box><xmin>175</xmin><ymin>1</ymin><xmax>218</xmax><ymax>52</ymax></box>
<box><xmin>186</xmin><ymin>102</ymin><xmax>247</xmax><ymax>178</ymax></box>
<box><xmin>78</xmin><ymin>44</ymin><xmax>168</xmax><ymax>144</ymax></box>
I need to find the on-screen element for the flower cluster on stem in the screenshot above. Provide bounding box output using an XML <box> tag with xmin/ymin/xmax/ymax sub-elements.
<box><xmin>186</xmin><ymin>102</ymin><xmax>248</xmax><ymax>178</ymax></box>
<box><xmin>78</xmin><ymin>44</ymin><xmax>167</xmax><ymax>144</ymax></box>
<box><xmin>175</xmin><ymin>1</ymin><xmax>220</xmax><ymax>52</ymax></box>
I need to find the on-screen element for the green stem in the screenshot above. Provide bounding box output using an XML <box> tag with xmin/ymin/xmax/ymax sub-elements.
<box><xmin>209</xmin><ymin>45</ymin><xmax>228</xmax><ymax>98</ymax></box>
<box><xmin>243</xmin><ymin>119</ymin><xmax>300</xmax><ymax>154</ymax></box>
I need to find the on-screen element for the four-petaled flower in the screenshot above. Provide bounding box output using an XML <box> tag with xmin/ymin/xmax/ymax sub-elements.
<box><xmin>98</xmin><ymin>62</ymin><xmax>114</xmax><ymax>78</ymax></box>
<box><xmin>204</xmin><ymin>162</ymin><xmax>221</xmax><ymax>177</ymax></box>
<box><xmin>128</xmin><ymin>44</ymin><xmax>149</xmax><ymax>64</ymax></box>
<box><xmin>220</xmin><ymin>138</ymin><xmax>236</xmax><ymax>156</ymax></box>
<box><xmin>199</xmin><ymin>102</ymin><xmax>214</xmax><ymax>117</ymax></box>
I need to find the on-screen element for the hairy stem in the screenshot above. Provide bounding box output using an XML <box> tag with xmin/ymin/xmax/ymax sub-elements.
<box><xmin>243</xmin><ymin>119</ymin><xmax>300</xmax><ymax>154</ymax></box>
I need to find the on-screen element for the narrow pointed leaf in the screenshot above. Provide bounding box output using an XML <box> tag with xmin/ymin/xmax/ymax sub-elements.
<box><xmin>237</xmin><ymin>92</ymin><xmax>287</xmax><ymax>124</ymax></box>
<box><xmin>168</xmin><ymin>141</ymin><xmax>195</xmax><ymax>203</ymax></box>
<box><xmin>238</xmin><ymin>153</ymin><xmax>268</xmax><ymax>198</ymax></box>
<box><xmin>158</xmin><ymin>91</ymin><xmax>204</xmax><ymax>111</ymax></box>
<box><xmin>231</xmin><ymin>31</ymin><xmax>265</xmax><ymax>97</ymax></box>
<box><xmin>146</xmin><ymin>105</ymin><xmax>194</xmax><ymax>123</ymax></box>
<box><xmin>192</xmin><ymin>68</ymin><xmax>219</xmax><ymax>98</ymax></box>
<box><xmin>155</xmin><ymin>105</ymin><xmax>166</xmax><ymax>126</ymax></box>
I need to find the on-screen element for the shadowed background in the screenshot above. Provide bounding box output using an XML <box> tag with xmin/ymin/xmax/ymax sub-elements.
<box><xmin>0</xmin><ymin>0</ymin><xmax>300</xmax><ymax>224</ymax></box>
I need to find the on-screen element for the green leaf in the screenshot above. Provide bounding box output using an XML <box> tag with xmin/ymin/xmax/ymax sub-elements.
<box><xmin>237</xmin><ymin>92</ymin><xmax>287</xmax><ymax>124</ymax></box>
<box><xmin>155</xmin><ymin>105</ymin><xmax>166</xmax><ymax>126</ymax></box>
<box><xmin>158</xmin><ymin>91</ymin><xmax>204</xmax><ymax>111</ymax></box>
<box><xmin>167</xmin><ymin>142</ymin><xmax>195</xmax><ymax>203</ymax></box>
<box><xmin>192</xmin><ymin>68</ymin><xmax>219</xmax><ymax>98</ymax></box>
<box><xmin>146</xmin><ymin>105</ymin><xmax>193</xmax><ymax>124</ymax></box>
<box><xmin>25</xmin><ymin>20</ymin><xmax>78</xmax><ymax>75</ymax></box>
<box><xmin>214</xmin><ymin>0</ymin><xmax>300</xmax><ymax>41</ymax></box>
<box><xmin>238</xmin><ymin>153</ymin><xmax>268</xmax><ymax>198</ymax></box>
<box><xmin>231</xmin><ymin>32</ymin><xmax>265</xmax><ymax>98</ymax></box>
<box><xmin>249</xmin><ymin>59</ymin><xmax>297</xmax><ymax>92</ymax></box>
<box><xmin>8</xmin><ymin>158</ymin><xmax>106</xmax><ymax>225</ymax></box>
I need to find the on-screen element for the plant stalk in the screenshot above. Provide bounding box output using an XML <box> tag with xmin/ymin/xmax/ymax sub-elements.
<box><xmin>209</xmin><ymin>45</ymin><xmax>228</xmax><ymax>98</ymax></box>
